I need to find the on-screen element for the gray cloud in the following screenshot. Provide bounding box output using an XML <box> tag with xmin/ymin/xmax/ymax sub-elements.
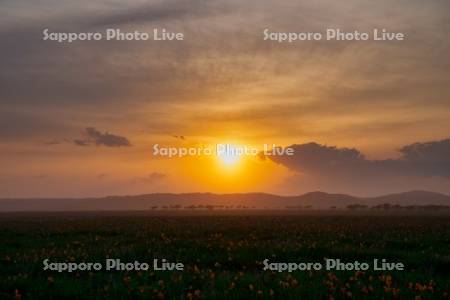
<box><xmin>90</xmin><ymin>0</ymin><xmax>230</xmax><ymax>27</ymax></box>
<box><xmin>1</xmin><ymin>0</ymin><xmax>449</xmax><ymax>128</ymax></box>
<box><xmin>270</xmin><ymin>138</ymin><xmax>450</xmax><ymax>179</ymax></box>
<box><xmin>74</xmin><ymin>127</ymin><xmax>131</xmax><ymax>147</ymax></box>
<box><xmin>400</xmin><ymin>139</ymin><xmax>450</xmax><ymax>163</ymax></box>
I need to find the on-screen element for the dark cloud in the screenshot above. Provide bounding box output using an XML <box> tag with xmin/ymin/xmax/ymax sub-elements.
<box><xmin>269</xmin><ymin>142</ymin><xmax>365</xmax><ymax>171</ymax></box>
<box><xmin>270</xmin><ymin>138</ymin><xmax>450</xmax><ymax>179</ymax></box>
<box><xmin>400</xmin><ymin>139</ymin><xmax>450</xmax><ymax>163</ymax></box>
<box><xmin>74</xmin><ymin>127</ymin><xmax>131</xmax><ymax>147</ymax></box>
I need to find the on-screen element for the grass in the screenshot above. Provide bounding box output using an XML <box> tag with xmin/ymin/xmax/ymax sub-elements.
<box><xmin>0</xmin><ymin>213</ymin><xmax>449</xmax><ymax>299</ymax></box>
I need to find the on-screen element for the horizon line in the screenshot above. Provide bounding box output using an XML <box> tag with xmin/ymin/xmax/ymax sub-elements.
<box><xmin>1</xmin><ymin>189</ymin><xmax>449</xmax><ymax>200</ymax></box>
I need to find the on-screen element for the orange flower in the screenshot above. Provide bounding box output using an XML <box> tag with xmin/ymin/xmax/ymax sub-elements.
<box><xmin>14</xmin><ymin>289</ymin><xmax>22</xmax><ymax>300</ymax></box>
<box><xmin>194</xmin><ymin>289</ymin><xmax>201</xmax><ymax>298</ymax></box>
<box><xmin>123</xmin><ymin>276</ymin><xmax>131</xmax><ymax>284</ymax></box>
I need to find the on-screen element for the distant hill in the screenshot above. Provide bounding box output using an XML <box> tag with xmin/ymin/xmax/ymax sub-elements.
<box><xmin>0</xmin><ymin>190</ymin><xmax>449</xmax><ymax>211</ymax></box>
<box><xmin>369</xmin><ymin>190</ymin><xmax>450</xmax><ymax>206</ymax></box>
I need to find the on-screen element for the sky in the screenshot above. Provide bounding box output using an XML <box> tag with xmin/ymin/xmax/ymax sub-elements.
<box><xmin>0</xmin><ymin>0</ymin><xmax>449</xmax><ymax>198</ymax></box>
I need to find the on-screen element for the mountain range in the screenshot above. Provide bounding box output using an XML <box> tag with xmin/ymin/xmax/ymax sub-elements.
<box><xmin>0</xmin><ymin>190</ymin><xmax>449</xmax><ymax>211</ymax></box>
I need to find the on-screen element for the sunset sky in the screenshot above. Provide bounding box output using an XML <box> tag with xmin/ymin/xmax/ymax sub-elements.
<box><xmin>1</xmin><ymin>0</ymin><xmax>449</xmax><ymax>197</ymax></box>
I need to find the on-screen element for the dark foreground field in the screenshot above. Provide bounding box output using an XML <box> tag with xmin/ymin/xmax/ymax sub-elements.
<box><xmin>0</xmin><ymin>213</ymin><xmax>449</xmax><ymax>299</ymax></box>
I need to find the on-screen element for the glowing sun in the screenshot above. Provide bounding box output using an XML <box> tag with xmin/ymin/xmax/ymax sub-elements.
<box><xmin>216</xmin><ymin>144</ymin><xmax>241</xmax><ymax>168</ymax></box>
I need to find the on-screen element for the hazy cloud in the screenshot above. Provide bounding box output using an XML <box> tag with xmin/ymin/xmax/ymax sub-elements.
<box><xmin>73</xmin><ymin>139</ymin><xmax>90</xmax><ymax>147</ymax></box>
<box><xmin>132</xmin><ymin>172</ymin><xmax>167</xmax><ymax>185</ymax></box>
<box><xmin>90</xmin><ymin>0</ymin><xmax>230</xmax><ymax>27</ymax></box>
<box><xmin>42</xmin><ymin>138</ymin><xmax>71</xmax><ymax>146</ymax></box>
<box><xmin>74</xmin><ymin>127</ymin><xmax>131</xmax><ymax>147</ymax></box>
<box><xmin>0</xmin><ymin>109</ymin><xmax>73</xmax><ymax>141</ymax></box>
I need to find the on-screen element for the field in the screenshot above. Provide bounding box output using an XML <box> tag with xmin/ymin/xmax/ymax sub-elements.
<box><xmin>0</xmin><ymin>213</ymin><xmax>449</xmax><ymax>299</ymax></box>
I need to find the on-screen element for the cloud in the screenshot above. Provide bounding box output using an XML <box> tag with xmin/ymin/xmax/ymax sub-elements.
<box><xmin>74</xmin><ymin>127</ymin><xmax>131</xmax><ymax>147</ymax></box>
<box><xmin>42</xmin><ymin>138</ymin><xmax>71</xmax><ymax>146</ymax></box>
<box><xmin>0</xmin><ymin>109</ymin><xmax>74</xmax><ymax>141</ymax></box>
<box><xmin>147</xmin><ymin>172</ymin><xmax>167</xmax><ymax>181</ymax></box>
<box><xmin>1</xmin><ymin>0</ymin><xmax>449</xmax><ymax>146</ymax></box>
<box><xmin>400</xmin><ymin>139</ymin><xmax>450</xmax><ymax>163</ymax></box>
<box><xmin>90</xmin><ymin>0</ymin><xmax>230</xmax><ymax>27</ymax></box>
<box><xmin>132</xmin><ymin>172</ymin><xmax>167</xmax><ymax>184</ymax></box>
<box><xmin>269</xmin><ymin>142</ymin><xmax>365</xmax><ymax>171</ymax></box>
<box><xmin>73</xmin><ymin>139</ymin><xmax>90</xmax><ymax>147</ymax></box>
<box><xmin>270</xmin><ymin>138</ymin><xmax>450</xmax><ymax>179</ymax></box>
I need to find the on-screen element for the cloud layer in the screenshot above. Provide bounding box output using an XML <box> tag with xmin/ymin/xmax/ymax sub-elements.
<box><xmin>0</xmin><ymin>0</ymin><xmax>449</xmax><ymax>197</ymax></box>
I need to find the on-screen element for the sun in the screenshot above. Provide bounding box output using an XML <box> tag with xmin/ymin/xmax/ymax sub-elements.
<box><xmin>216</xmin><ymin>144</ymin><xmax>242</xmax><ymax>168</ymax></box>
